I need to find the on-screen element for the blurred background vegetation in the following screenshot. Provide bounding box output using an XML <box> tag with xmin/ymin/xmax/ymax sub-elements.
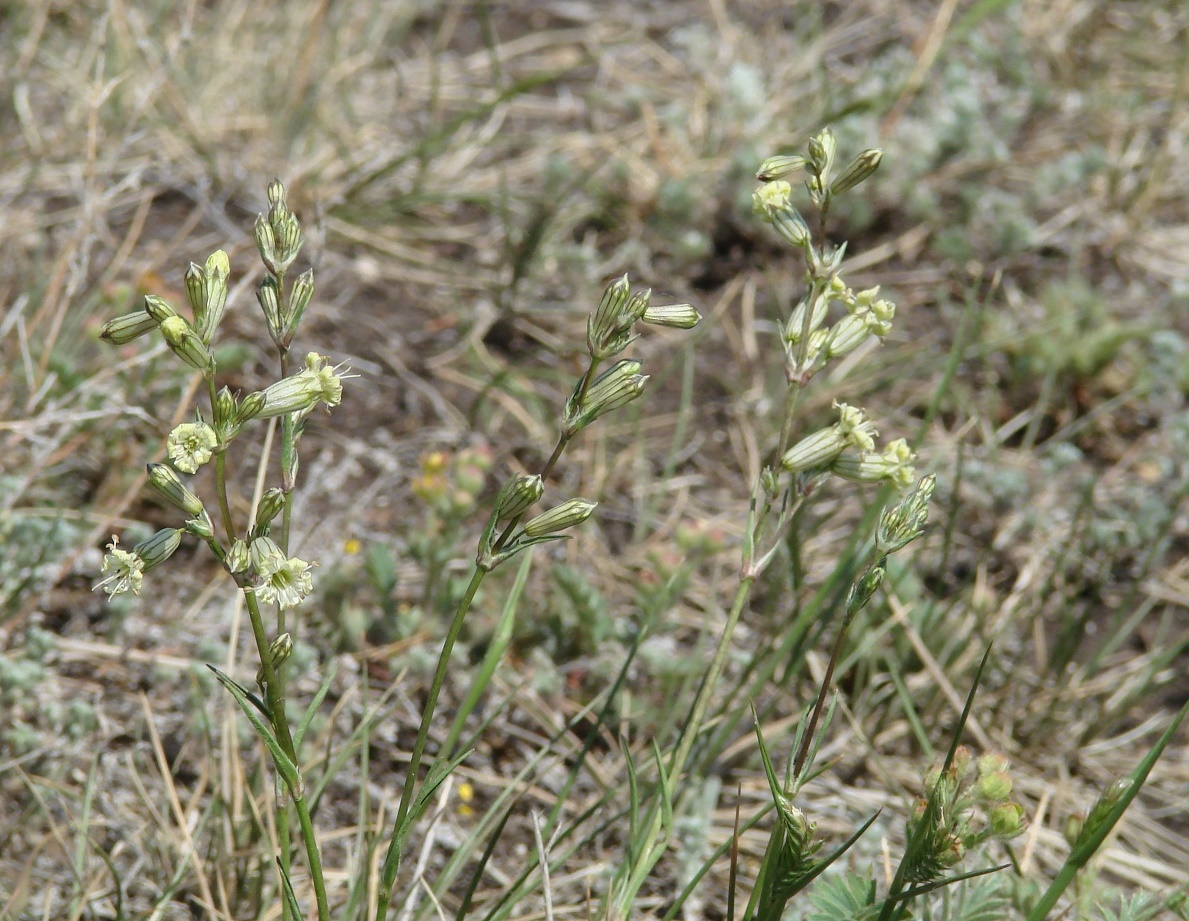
<box><xmin>0</xmin><ymin>1</ymin><xmax>1187</xmax><ymax>918</ymax></box>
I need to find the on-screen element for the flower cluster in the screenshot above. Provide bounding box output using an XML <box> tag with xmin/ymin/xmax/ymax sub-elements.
<box><xmin>780</xmin><ymin>402</ymin><xmax>916</xmax><ymax>490</ymax></box>
<box><xmin>477</xmin><ymin>274</ymin><xmax>701</xmax><ymax>572</ymax></box>
<box><xmin>903</xmin><ymin>747</ymin><xmax>1027</xmax><ymax>885</ymax></box>
<box><xmin>750</xmin><ymin>129</ymin><xmax>917</xmax><ymax>493</ymax></box>
<box><xmin>94</xmin><ymin>181</ymin><xmax>343</xmax><ymax>613</ymax></box>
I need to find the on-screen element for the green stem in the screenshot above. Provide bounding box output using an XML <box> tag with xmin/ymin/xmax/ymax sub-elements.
<box><xmin>243</xmin><ymin>589</ymin><xmax>329</xmax><ymax>921</ymax></box>
<box><xmin>491</xmin><ymin>354</ymin><xmax>595</xmax><ymax>553</ymax></box>
<box><xmin>274</xmin><ymin>344</ymin><xmax>295</xmax><ymax>921</ymax></box>
<box><xmin>213</xmin><ymin>452</ymin><xmax>236</xmax><ymax>545</ymax></box>
<box><xmin>208</xmin><ymin>377</ymin><xmax>237</xmax><ymax>545</ymax></box>
<box><xmin>491</xmin><ymin>434</ymin><xmax>570</xmax><ymax>554</ymax></box>
<box><xmin>375</xmin><ymin>567</ymin><xmax>488</xmax><ymax>920</ymax></box>
<box><xmin>792</xmin><ymin>587</ymin><xmax>858</xmax><ymax>778</ymax></box>
<box><xmin>775</xmin><ymin>381</ymin><xmax>803</xmax><ymax>470</ymax></box>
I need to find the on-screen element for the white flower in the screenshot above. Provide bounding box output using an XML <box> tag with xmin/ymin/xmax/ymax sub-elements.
<box><xmin>831</xmin><ymin>439</ymin><xmax>917</xmax><ymax>489</ymax></box>
<box><xmin>302</xmin><ymin>351</ymin><xmax>345</xmax><ymax>407</ymax></box>
<box><xmin>94</xmin><ymin>536</ymin><xmax>144</xmax><ymax>597</ymax></box>
<box><xmin>168</xmin><ymin>422</ymin><xmax>217</xmax><ymax>473</ymax></box>
<box><xmin>834</xmin><ymin>403</ymin><xmax>877</xmax><ymax>453</ymax></box>
<box><xmin>782</xmin><ymin>404</ymin><xmax>879</xmax><ymax>474</ymax></box>
<box><xmin>250</xmin><ymin>537</ymin><xmax>314</xmax><ymax>609</ymax></box>
<box><xmin>752</xmin><ymin>180</ymin><xmax>792</xmax><ymax>221</ymax></box>
<box><xmin>256</xmin><ymin>352</ymin><xmax>349</xmax><ymax>419</ymax></box>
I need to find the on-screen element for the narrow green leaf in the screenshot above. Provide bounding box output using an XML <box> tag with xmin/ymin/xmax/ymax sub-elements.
<box><xmin>277</xmin><ymin>857</ymin><xmax>303</xmax><ymax>919</ymax></box>
<box><xmin>652</xmin><ymin>739</ymin><xmax>673</xmax><ymax>832</ymax></box>
<box><xmin>455</xmin><ymin>803</ymin><xmax>517</xmax><ymax>921</ymax></box>
<box><xmin>1027</xmin><ymin>698</ymin><xmax>1189</xmax><ymax>921</ymax></box>
<box><xmin>899</xmin><ymin>863</ymin><xmax>1010</xmax><ymax>901</ymax></box>
<box><xmin>624</xmin><ymin>739</ymin><xmax>641</xmax><ymax>856</ymax></box>
<box><xmin>208</xmin><ymin>665</ymin><xmax>299</xmax><ymax>790</ymax></box>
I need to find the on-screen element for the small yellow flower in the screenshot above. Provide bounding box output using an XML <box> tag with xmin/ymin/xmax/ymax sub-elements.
<box><xmin>457</xmin><ymin>781</ymin><xmax>475</xmax><ymax>818</ymax></box>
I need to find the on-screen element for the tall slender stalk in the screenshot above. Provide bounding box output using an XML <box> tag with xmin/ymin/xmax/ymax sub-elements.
<box><xmin>374</xmin><ymin>567</ymin><xmax>487</xmax><ymax>919</ymax></box>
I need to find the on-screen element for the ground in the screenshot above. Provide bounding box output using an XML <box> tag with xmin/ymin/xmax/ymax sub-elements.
<box><xmin>1</xmin><ymin>1</ymin><xmax>1188</xmax><ymax>919</ymax></box>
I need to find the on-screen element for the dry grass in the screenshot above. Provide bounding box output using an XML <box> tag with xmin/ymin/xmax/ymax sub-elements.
<box><xmin>2</xmin><ymin>0</ymin><xmax>1188</xmax><ymax>918</ymax></box>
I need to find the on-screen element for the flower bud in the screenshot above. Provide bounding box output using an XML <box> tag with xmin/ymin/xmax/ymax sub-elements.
<box><xmin>226</xmin><ymin>539</ymin><xmax>250</xmax><ymax>574</ymax></box>
<box><xmin>807</xmin><ymin>127</ymin><xmax>837</xmax><ymax>181</ymax></box>
<box><xmin>286</xmin><ymin>268</ymin><xmax>314</xmax><ymax>335</ymax></box>
<box><xmin>845</xmin><ymin>558</ymin><xmax>886</xmax><ymax>614</ymax></box>
<box><xmin>184</xmin><ymin>263</ymin><xmax>207</xmax><ymax>324</ymax></box>
<box><xmin>256</xmin><ymin>180</ymin><xmax>304</xmax><ymax>275</ymax></box>
<box><xmin>622</xmin><ymin>288</ymin><xmax>651</xmax><ymax>324</ymax></box>
<box><xmin>133</xmin><ymin>528</ymin><xmax>183</xmax><ymax>571</ymax></box>
<box><xmin>492</xmin><ymin>474</ymin><xmax>543</xmax><ymax>520</ymax></box>
<box><xmin>257</xmin><ymin>631</ymin><xmax>294</xmax><ymax>684</ymax></box>
<box><xmin>276</xmin><ymin>215</ymin><xmax>302</xmax><ymax>269</ymax></box>
<box><xmin>563</xmin><ymin>359</ymin><xmax>648</xmax><ymax>437</ymax></box>
<box><xmin>160</xmin><ymin>316</ymin><xmax>214</xmax><ymax>372</ymax></box>
<box><xmin>877</xmin><ymin>474</ymin><xmax>935</xmax><ymax>553</ymax></box>
<box><xmin>187</xmin><ymin>250</ymin><xmax>230</xmax><ymax>342</ymax></box>
<box><xmin>257</xmin><ymin>277</ymin><xmax>284</xmax><ymax>342</ymax></box>
<box><xmin>830</xmin><ymin>148</ymin><xmax>882</xmax><ymax>196</ymax></box>
<box><xmin>254</xmin><ymin>488</ymin><xmax>286</xmax><ymax>531</ymax></box>
<box><xmin>641</xmin><ymin>302</ymin><xmax>702</xmax><ymax>329</ymax></box>
<box><xmin>100</xmin><ymin>311</ymin><xmax>158</xmax><ymax>345</ymax></box>
<box><xmin>1063</xmin><ymin>814</ymin><xmax>1084</xmax><ymax>848</ymax></box>
<box><xmin>147</xmin><ymin>463</ymin><xmax>205</xmax><ymax>517</ymax></box>
<box><xmin>269</xmin><ymin>630</ymin><xmax>294</xmax><ymax>666</ymax></box>
<box><xmin>976</xmin><ymin>770</ymin><xmax>1013</xmax><ymax>803</ymax></box>
<box><xmin>522</xmin><ymin>498</ymin><xmax>597</xmax><ymax>537</ymax></box>
<box><xmin>587</xmin><ymin>274</ymin><xmax>634</xmax><ymax>359</ymax></box>
<box><xmin>143</xmin><ymin>294</ymin><xmax>178</xmax><ymax>325</ymax></box>
<box><xmin>237</xmin><ymin>390</ymin><xmax>266</xmax><ymax>425</ymax></box>
<box><xmin>214</xmin><ymin>385</ymin><xmax>237</xmax><ymax>428</ymax></box>
<box><xmin>756</xmin><ymin>154</ymin><xmax>807</xmax><ymax>182</ymax></box>
<box><xmin>781</xmin><ymin>426</ymin><xmax>848</xmax><ymax>474</ymax></box>
<box><xmin>784</xmin><ymin>292</ymin><xmax>829</xmax><ymax>344</ymax></box>
<box><xmin>977</xmin><ymin>752</ymin><xmax>1011</xmax><ymax>777</ymax></box>
<box><xmin>254</xmin><ymin>215</ymin><xmax>277</xmax><ymax>271</ymax></box>
<box><xmin>772</xmin><ymin>206</ymin><xmax>811</xmax><ymax>248</ymax></box>
<box><xmin>989</xmin><ymin>802</ymin><xmax>1026</xmax><ymax>839</ymax></box>
<box><xmin>185</xmin><ymin>510</ymin><xmax>215</xmax><ymax>540</ymax></box>
<box><xmin>822</xmin><ymin>312</ymin><xmax>877</xmax><ymax>359</ymax></box>
<box><xmin>1082</xmin><ymin>779</ymin><xmax>1132</xmax><ymax>842</ymax></box>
